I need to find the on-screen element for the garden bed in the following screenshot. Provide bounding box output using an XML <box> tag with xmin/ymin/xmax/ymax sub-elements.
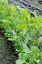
<box><xmin>0</xmin><ymin>0</ymin><xmax>42</xmax><ymax>64</ymax></box>
<box><xmin>0</xmin><ymin>30</ymin><xmax>16</xmax><ymax>64</ymax></box>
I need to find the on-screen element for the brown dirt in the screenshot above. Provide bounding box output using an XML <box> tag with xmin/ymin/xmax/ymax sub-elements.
<box><xmin>0</xmin><ymin>30</ymin><xmax>16</xmax><ymax>64</ymax></box>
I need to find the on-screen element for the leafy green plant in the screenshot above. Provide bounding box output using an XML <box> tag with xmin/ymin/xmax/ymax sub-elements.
<box><xmin>0</xmin><ymin>0</ymin><xmax>42</xmax><ymax>64</ymax></box>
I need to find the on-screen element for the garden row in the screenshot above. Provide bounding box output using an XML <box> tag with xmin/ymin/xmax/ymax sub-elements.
<box><xmin>0</xmin><ymin>0</ymin><xmax>42</xmax><ymax>64</ymax></box>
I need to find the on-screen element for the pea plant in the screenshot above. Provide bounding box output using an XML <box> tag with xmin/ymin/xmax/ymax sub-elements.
<box><xmin>0</xmin><ymin>0</ymin><xmax>42</xmax><ymax>64</ymax></box>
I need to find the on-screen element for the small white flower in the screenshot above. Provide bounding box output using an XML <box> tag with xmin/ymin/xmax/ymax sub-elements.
<box><xmin>12</xmin><ymin>30</ymin><xmax>16</xmax><ymax>34</ymax></box>
<box><xmin>29</xmin><ymin>24</ymin><xmax>32</xmax><ymax>26</ymax></box>
<box><xmin>35</xmin><ymin>59</ymin><xmax>40</xmax><ymax>63</ymax></box>
<box><xmin>22</xmin><ymin>43</ymin><xmax>27</xmax><ymax>48</ymax></box>
<box><xmin>37</xmin><ymin>60</ymin><xmax>40</xmax><ymax>63</ymax></box>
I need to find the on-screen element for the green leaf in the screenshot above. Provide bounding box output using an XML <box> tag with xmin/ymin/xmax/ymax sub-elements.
<box><xmin>8</xmin><ymin>38</ymin><xmax>14</xmax><ymax>41</ymax></box>
<box><xmin>40</xmin><ymin>53</ymin><xmax>42</xmax><ymax>58</ymax></box>
<box><xmin>38</xmin><ymin>37</ymin><xmax>42</xmax><ymax>42</ymax></box>
<box><xmin>24</xmin><ymin>33</ymin><xmax>31</xmax><ymax>44</ymax></box>
<box><xmin>19</xmin><ymin>53</ymin><xmax>28</xmax><ymax>60</ymax></box>
<box><xmin>16</xmin><ymin>59</ymin><xmax>25</xmax><ymax>64</ymax></box>
<box><xmin>30</xmin><ymin>46</ymin><xmax>40</xmax><ymax>54</ymax></box>
<box><xmin>23</xmin><ymin>48</ymin><xmax>31</xmax><ymax>53</ymax></box>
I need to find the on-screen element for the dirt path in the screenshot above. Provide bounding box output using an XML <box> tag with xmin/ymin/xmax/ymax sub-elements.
<box><xmin>0</xmin><ymin>31</ymin><xmax>15</xmax><ymax>64</ymax></box>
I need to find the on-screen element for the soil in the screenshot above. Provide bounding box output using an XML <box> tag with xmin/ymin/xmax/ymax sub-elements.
<box><xmin>24</xmin><ymin>0</ymin><xmax>42</xmax><ymax>8</ymax></box>
<box><xmin>0</xmin><ymin>30</ymin><xmax>16</xmax><ymax>64</ymax></box>
<box><xmin>10</xmin><ymin>0</ymin><xmax>42</xmax><ymax>8</ymax></box>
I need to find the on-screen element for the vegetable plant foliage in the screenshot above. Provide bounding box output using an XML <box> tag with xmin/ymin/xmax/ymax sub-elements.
<box><xmin>0</xmin><ymin>0</ymin><xmax>42</xmax><ymax>64</ymax></box>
